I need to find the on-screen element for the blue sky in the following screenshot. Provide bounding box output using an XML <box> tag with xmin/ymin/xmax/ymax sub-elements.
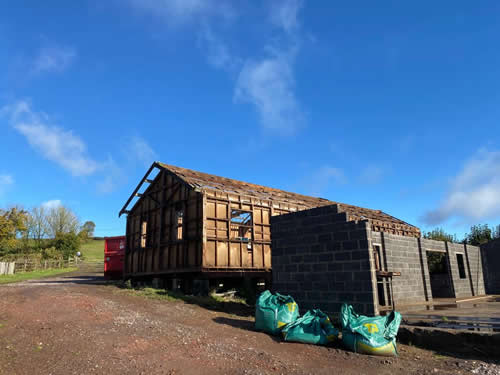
<box><xmin>1</xmin><ymin>0</ymin><xmax>499</xmax><ymax>238</ymax></box>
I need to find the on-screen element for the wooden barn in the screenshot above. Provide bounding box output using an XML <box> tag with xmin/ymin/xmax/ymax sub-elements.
<box><xmin>119</xmin><ymin>162</ymin><xmax>420</xmax><ymax>286</ymax></box>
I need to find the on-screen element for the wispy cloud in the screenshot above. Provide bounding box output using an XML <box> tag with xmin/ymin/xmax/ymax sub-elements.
<box><xmin>32</xmin><ymin>44</ymin><xmax>76</xmax><ymax>75</ymax></box>
<box><xmin>127</xmin><ymin>0</ymin><xmax>234</xmax><ymax>26</ymax></box>
<box><xmin>269</xmin><ymin>0</ymin><xmax>303</xmax><ymax>34</ymax></box>
<box><xmin>234</xmin><ymin>0</ymin><xmax>305</xmax><ymax>134</ymax></box>
<box><xmin>128</xmin><ymin>136</ymin><xmax>157</xmax><ymax>166</ymax></box>
<box><xmin>198</xmin><ymin>25</ymin><xmax>239</xmax><ymax>71</ymax></box>
<box><xmin>422</xmin><ymin>149</ymin><xmax>500</xmax><ymax>225</ymax></box>
<box><xmin>41</xmin><ymin>199</ymin><xmax>62</xmax><ymax>209</ymax></box>
<box><xmin>234</xmin><ymin>48</ymin><xmax>303</xmax><ymax>133</ymax></box>
<box><xmin>0</xmin><ymin>174</ymin><xmax>14</xmax><ymax>196</ymax></box>
<box><xmin>2</xmin><ymin>100</ymin><xmax>99</xmax><ymax>177</ymax></box>
<box><xmin>124</xmin><ymin>0</ymin><xmax>307</xmax><ymax>135</ymax></box>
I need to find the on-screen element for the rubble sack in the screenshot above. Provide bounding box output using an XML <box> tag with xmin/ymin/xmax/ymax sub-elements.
<box><xmin>340</xmin><ymin>304</ymin><xmax>402</xmax><ymax>357</ymax></box>
<box><xmin>255</xmin><ymin>290</ymin><xmax>299</xmax><ymax>335</ymax></box>
<box><xmin>282</xmin><ymin>309</ymin><xmax>339</xmax><ymax>345</ymax></box>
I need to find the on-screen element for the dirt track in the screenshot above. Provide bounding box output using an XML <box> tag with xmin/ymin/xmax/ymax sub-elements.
<box><xmin>0</xmin><ymin>271</ymin><xmax>498</xmax><ymax>375</ymax></box>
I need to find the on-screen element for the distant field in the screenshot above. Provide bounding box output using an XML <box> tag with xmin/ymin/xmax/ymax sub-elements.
<box><xmin>80</xmin><ymin>239</ymin><xmax>105</xmax><ymax>261</ymax></box>
<box><xmin>0</xmin><ymin>268</ymin><xmax>77</xmax><ymax>284</ymax></box>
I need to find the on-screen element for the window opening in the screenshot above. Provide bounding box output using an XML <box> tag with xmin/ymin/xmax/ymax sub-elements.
<box><xmin>141</xmin><ymin>221</ymin><xmax>147</xmax><ymax>248</ymax></box>
<box><xmin>373</xmin><ymin>245</ymin><xmax>382</xmax><ymax>271</ymax></box>
<box><xmin>175</xmin><ymin>210</ymin><xmax>183</xmax><ymax>240</ymax></box>
<box><xmin>456</xmin><ymin>253</ymin><xmax>466</xmax><ymax>279</ymax></box>
<box><xmin>230</xmin><ymin>210</ymin><xmax>252</xmax><ymax>241</ymax></box>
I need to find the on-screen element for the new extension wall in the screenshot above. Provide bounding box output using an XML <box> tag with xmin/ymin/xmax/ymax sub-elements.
<box><xmin>481</xmin><ymin>238</ymin><xmax>500</xmax><ymax>294</ymax></box>
<box><xmin>371</xmin><ymin>232</ymin><xmax>485</xmax><ymax>304</ymax></box>
<box><xmin>271</xmin><ymin>205</ymin><xmax>378</xmax><ymax>315</ymax></box>
<box><xmin>371</xmin><ymin>232</ymin><xmax>432</xmax><ymax>306</ymax></box>
<box><xmin>271</xmin><ymin>205</ymin><xmax>486</xmax><ymax>317</ymax></box>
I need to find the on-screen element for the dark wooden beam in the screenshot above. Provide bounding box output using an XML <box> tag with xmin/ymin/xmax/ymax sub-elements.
<box><xmin>119</xmin><ymin>162</ymin><xmax>163</xmax><ymax>217</ymax></box>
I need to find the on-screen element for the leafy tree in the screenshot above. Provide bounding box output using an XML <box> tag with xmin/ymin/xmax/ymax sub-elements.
<box><xmin>50</xmin><ymin>232</ymin><xmax>80</xmax><ymax>258</ymax></box>
<box><xmin>80</xmin><ymin>221</ymin><xmax>96</xmax><ymax>238</ymax></box>
<box><xmin>46</xmin><ymin>205</ymin><xmax>79</xmax><ymax>237</ymax></box>
<box><xmin>0</xmin><ymin>207</ymin><xmax>28</xmax><ymax>249</ymax></box>
<box><xmin>465</xmin><ymin>224</ymin><xmax>492</xmax><ymax>246</ymax></box>
<box><xmin>423</xmin><ymin>228</ymin><xmax>457</xmax><ymax>274</ymax></box>
<box><xmin>423</xmin><ymin>228</ymin><xmax>459</xmax><ymax>243</ymax></box>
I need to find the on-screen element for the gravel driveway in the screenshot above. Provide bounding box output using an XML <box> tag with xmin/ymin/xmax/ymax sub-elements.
<box><xmin>0</xmin><ymin>271</ymin><xmax>498</xmax><ymax>375</ymax></box>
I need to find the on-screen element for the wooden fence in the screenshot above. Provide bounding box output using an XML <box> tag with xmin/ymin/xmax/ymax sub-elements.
<box><xmin>0</xmin><ymin>257</ymin><xmax>81</xmax><ymax>274</ymax></box>
<box><xmin>0</xmin><ymin>262</ymin><xmax>15</xmax><ymax>275</ymax></box>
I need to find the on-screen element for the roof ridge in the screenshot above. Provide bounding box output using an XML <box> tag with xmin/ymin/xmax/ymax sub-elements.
<box><xmin>158</xmin><ymin>162</ymin><xmax>332</xmax><ymax>203</ymax></box>
<box><xmin>156</xmin><ymin>162</ymin><xmax>419</xmax><ymax>233</ymax></box>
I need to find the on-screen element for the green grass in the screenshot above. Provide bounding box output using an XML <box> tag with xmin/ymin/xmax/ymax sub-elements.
<box><xmin>80</xmin><ymin>239</ymin><xmax>105</xmax><ymax>262</ymax></box>
<box><xmin>116</xmin><ymin>286</ymin><xmax>253</xmax><ymax>316</ymax></box>
<box><xmin>0</xmin><ymin>267</ymin><xmax>77</xmax><ymax>284</ymax></box>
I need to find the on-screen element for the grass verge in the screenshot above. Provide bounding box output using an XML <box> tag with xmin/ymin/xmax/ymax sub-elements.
<box><xmin>80</xmin><ymin>239</ymin><xmax>105</xmax><ymax>262</ymax></box>
<box><xmin>115</xmin><ymin>286</ymin><xmax>253</xmax><ymax>316</ymax></box>
<box><xmin>0</xmin><ymin>267</ymin><xmax>77</xmax><ymax>284</ymax></box>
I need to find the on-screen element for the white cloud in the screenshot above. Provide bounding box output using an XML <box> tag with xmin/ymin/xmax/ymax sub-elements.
<box><xmin>124</xmin><ymin>0</ymin><xmax>307</xmax><ymax>135</ymax></box>
<box><xmin>269</xmin><ymin>0</ymin><xmax>303</xmax><ymax>34</ymax></box>
<box><xmin>32</xmin><ymin>45</ymin><xmax>76</xmax><ymax>74</ymax></box>
<box><xmin>128</xmin><ymin>136</ymin><xmax>157</xmax><ymax>166</ymax></box>
<box><xmin>41</xmin><ymin>199</ymin><xmax>62</xmax><ymax>209</ymax></box>
<box><xmin>127</xmin><ymin>0</ymin><xmax>234</xmax><ymax>25</ymax></box>
<box><xmin>234</xmin><ymin>1</ymin><xmax>306</xmax><ymax>134</ymax></box>
<box><xmin>2</xmin><ymin>100</ymin><xmax>99</xmax><ymax>177</ymax></box>
<box><xmin>0</xmin><ymin>174</ymin><xmax>14</xmax><ymax>195</ymax></box>
<box><xmin>422</xmin><ymin>149</ymin><xmax>500</xmax><ymax>225</ymax></box>
<box><xmin>234</xmin><ymin>48</ymin><xmax>303</xmax><ymax>133</ymax></box>
<box><xmin>198</xmin><ymin>25</ymin><xmax>238</xmax><ymax>71</ymax></box>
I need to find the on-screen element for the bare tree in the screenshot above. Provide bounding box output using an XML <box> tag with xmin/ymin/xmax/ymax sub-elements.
<box><xmin>46</xmin><ymin>205</ymin><xmax>80</xmax><ymax>238</ymax></box>
<box><xmin>25</xmin><ymin>206</ymin><xmax>49</xmax><ymax>246</ymax></box>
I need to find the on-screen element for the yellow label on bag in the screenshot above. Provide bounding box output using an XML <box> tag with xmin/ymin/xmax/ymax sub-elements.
<box><xmin>363</xmin><ymin>323</ymin><xmax>379</xmax><ymax>333</ymax></box>
<box><xmin>277</xmin><ymin>321</ymin><xmax>287</xmax><ymax>328</ymax></box>
<box><xmin>286</xmin><ymin>302</ymin><xmax>297</xmax><ymax>313</ymax></box>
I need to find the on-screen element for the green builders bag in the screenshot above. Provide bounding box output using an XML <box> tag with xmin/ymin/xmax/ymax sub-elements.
<box><xmin>282</xmin><ymin>309</ymin><xmax>339</xmax><ymax>345</ymax></box>
<box><xmin>340</xmin><ymin>304</ymin><xmax>402</xmax><ymax>357</ymax></box>
<box><xmin>255</xmin><ymin>290</ymin><xmax>299</xmax><ymax>335</ymax></box>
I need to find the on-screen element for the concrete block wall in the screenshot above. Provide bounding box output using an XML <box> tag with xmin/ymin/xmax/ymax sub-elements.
<box><xmin>372</xmin><ymin>232</ymin><xmax>432</xmax><ymax>305</ymax></box>
<box><xmin>446</xmin><ymin>242</ymin><xmax>485</xmax><ymax>297</ymax></box>
<box><xmin>271</xmin><ymin>205</ymin><xmax>377</xmax><ymax>315</ymax></box>
<box><xmin>480</xmin><ymin>238</ymin><xmax>500</xmax><ymax>294</ymax></box>
<box><xmin>373</xmin><ymin>232</ymin><xmax>485</xmax><ymax>302</ymax></box>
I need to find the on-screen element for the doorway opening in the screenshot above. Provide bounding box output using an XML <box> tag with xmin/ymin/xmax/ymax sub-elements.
<box><xmin>426</xmin><ymin>250</ymin><xmax>453</xmax><ymax>298</ymax></box>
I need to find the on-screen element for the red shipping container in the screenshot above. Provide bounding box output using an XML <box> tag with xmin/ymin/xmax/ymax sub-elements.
<box><xmin>104</xmin><ymin>236</ymin><xmax>125</xmax><ymax>279</ymax></box>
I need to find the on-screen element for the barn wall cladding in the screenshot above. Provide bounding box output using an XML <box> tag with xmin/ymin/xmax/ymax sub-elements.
<box><xmin>120</xmin><ymin>162</ymin><xmax>334</xmax><ymax>279</ymax></box>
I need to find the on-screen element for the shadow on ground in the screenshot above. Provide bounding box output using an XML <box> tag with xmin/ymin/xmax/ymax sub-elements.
<box><xmin>113</xmin><ymin>284</ymin><xmax>255</xmax><ymax>318</ymax></box>
<box><xmin>212</xmin><ymin>317</ymin><xmax>282</xmax><ymax>342</ymax></box>
<box><xmin>29</xmin><ymin>274</ymin><xmax>114</xmax><ymax>286</ymax></box>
